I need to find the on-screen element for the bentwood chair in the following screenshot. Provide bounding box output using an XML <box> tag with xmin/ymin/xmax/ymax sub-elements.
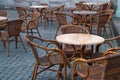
<box><xmin>0</xmin><ymin>19</ymin><xmax>26</xmax><ymax>56</ymax></box>
<box><xmin>57</xmin><ymin>25</ymin><xmax>92</xmax><ymax>60</ymax></box>
<box><xmin>99</xmin><ymin>3</ymin><xmax>109</xmax><ymax>11</ymax></box>
<box><xmin>72</xmin><ymin>47</ymin><xmax>120</xmax><ymax>80</ymax></box>
<box><xmin>55</xmin><ymin>12</ymin><xmax>78</xmax><ymax>37</ymax></box>
<box><xmin>75</xmin><ymin>1</ymin><xmax>86</xmax><ymax>10</ymax></box>
<box><xmin>43</xmin><ymin>5</ymin><xmax>65</xmax><ymax>28</ymax></box>
<box><xmin>0</xmin><ymin>10</ymin><xmax>8</xmax><ymax>47</ymax></box>
<box><xmin>16</xmin><ymin>7</ymin><xmax>31</xmax><ymax>26</ymax></box>
<box><xmin>20</xmin><ymin>12</ymin><xmax>41</xmax><ymax>37</ymax></box>
<box><xmin>24</xmin><ymin>35</ymin><xmax>68</xmax><ymax>80</ymax></box>
<box><xmin>35</xmin><ymin>3</ymin><xmax>49</xmax><ymax>22</ymax></box>
<box><xmin>55</xmin><ymin>12</ymin><xmax>78</xmax><ymax>27</ymax></box>
<box><xmin>86</xmin><ymin>13</ymin><xmax>110</xmax><ymax>38</ymax></box>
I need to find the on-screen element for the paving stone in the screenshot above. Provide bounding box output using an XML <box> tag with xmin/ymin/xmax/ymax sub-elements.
<box><xmin>0</xmin><ymin>9</ymin><xmax>119</xmax><ymax>80</ymax></box>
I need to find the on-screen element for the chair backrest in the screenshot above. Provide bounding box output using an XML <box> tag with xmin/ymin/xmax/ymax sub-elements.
<box><xmin>36</xmin><ymin>3</ymin><xmax>48</xmax><ymax>13</ymax></box>
<box><xmin>6</xmin><ymin>19</ymin><xmax>23</xmax><ymax>37</ymax></box>
<box><xmin>16</xmin><ymin>7</ymin><xmax>27</xmax><ymax>18</ymax></box>
<box><xmin>0</xmin><ymin>10</ymin><xmax>8</xmax><ymax>17</ymax></box>
<box><xmin>57</xmin><ymin>25</ymin><xmax>89</xmax><ymax>35</ymax></box>
<box><xmin>107</xmin><ymin>1</ymin><xmax>112</xmax><ymax>9</ymax></box>
<box><xmin>75</xmin><ymin>1</ymin><xmax>86</xmax><ymax>10</ymax></box>
<box><xmin>52</xmin><ymin>5</ymin><xmax>65</xmax><ymax>14</ymax></box>
<box><xmin>104</xmin><ymin>9</ymin><xmax>114</xmax><ymax>24</ymax></box>
<box><xmin>27</xmin><ymin>12</ymin><xmax>40</xmax><ymax>29</ymax></box>
<box><xmin>55</xmin><ymin>12</ymin><xmax>67</xmax><ymax>26</ymax></box>
<box><xmin>98</xmin><ymin>14</ymin><xmax>110</xmax><ymax>27</ymax></box>
<box><xmin>58</xmin><ymin>5</ymin><xmax>65</xmax><ymax>12</ymax></box>
<box><xmin>103</xmin><ymin>53</ymin><xmax>120</xmax><ymax>79</ymax></box>
<box><xmin>100</xmin><ymin>3</ymin><xmax>109</xmax><ymax>11</ymax></box>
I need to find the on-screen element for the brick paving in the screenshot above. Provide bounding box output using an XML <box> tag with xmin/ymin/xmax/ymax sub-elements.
<box><xmin>0</xmin><ymin>10</ymin><xmax>120</xmax><ymax>80</ymax></box>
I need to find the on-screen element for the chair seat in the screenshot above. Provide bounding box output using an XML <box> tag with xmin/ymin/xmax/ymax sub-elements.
<box><xmin>76</xmin><ymin>64</ymin><xmax>104</xmax><ymax>80</ymax></box>
<box><xmin>39</xmin><ymin>54</ymin><xmax>63</xmax><ymax>66</ymax></box>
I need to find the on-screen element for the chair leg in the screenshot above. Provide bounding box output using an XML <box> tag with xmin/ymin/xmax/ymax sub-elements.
<box><xmin>31</xmin><ymin>29</ymin><xmax>33</xmax><ymax>36</ymax></box>
<box><xmin>44</xmin><ymin>19</ymin><xmax>48</xmax><ymax>29</ymax></box>
<box><xmin>56</xmin><ymin>64</ymin><xmax>64</xmax><ymax>80</ymax></box>
<box><xmin>72</xmin><ymin>73</ymin><xmax>74</xmax><ymax>80</ymax></box>
<box><xmin>32</xmin><ymin>63</ymin><xmax>38</xmax><ymax>80</ymax></box>
<box><xmin>15</xmin><ymin>36</ymin><xmax>18</xmax><ymax>49</ymax></box>
<box><xmin>104</xmin><ymin>27</ymin><xmax>108</xmax><ymax>38</ymax></box>
<box><xmin>108</xmin><ymin>24</ymin><xmax>113</xmax><ymax>36</ymax></box>
<box><xmin>55</xmin><ymin>26</ymin><xmax>60</xmax><ymax>38</ymax></box>
<box><xmin>63</xmin><ymin>64</ymin><xmax>67</xmax><ymax>80</ymax></box>
<box><xmin>19</xmin><ymin>35</ymin><xmax>27</xmax><ymax>52</ymax></box>
<box><xmin>36</xmin><ymin>28</ymin><xmax>41</xmax><ymax>38</ymax></box>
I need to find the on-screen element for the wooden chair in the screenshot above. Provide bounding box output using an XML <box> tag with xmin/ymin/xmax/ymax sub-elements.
<box><xmin>43</xmin><ymin>5</ymin><xmax>65</xmax><ymax>29</ymax></box>
<box><xmin>55</xmin><ymin>12</ymin><xmax>78</xmax><ymax>37</ymax></box>
<box><xmin>75</xmin><ymin>1</ymin><xmax>86</xmax><ymax>10</ymax></box>
<box><xmin>20</xmin><ymin>12</ymin><xmax>41</xmax><ymax>37</ymax></box>
<box><xmin>72</xmin><ymin>48</ymin><xmax>120</xmax><ymax>80</ymax></box>
<box><xmin>16</xmin><ymin>7</ymin><xmax>31</xmax><ymax>26</ymax></box>
<box><xmin>57</xmin><ymin>25</ymin><xmax>92</xmax><ymax>60</ymax></box>
<box><xmin>0</xmin><ymin>10</ymin><xmax>8</xmax><ymax>48</ymax></box>
<box><xmin>99</xmin><ymin>3</ymin><xmax>109</xmax><ymax>11</ymax></box>
<box><xmin>107</xmin><ymin>1</ymin><xmax>112</xmax><ymax>9</ymax></box>
<box><xmin>55</xmin><ymin>12</ymin><xmax>78</xmax><ymax>26</ymax></box>
<box><xmin>86</xmin><ymin>13</ymin><xmax>110</xmax><ymax>38</ymax></box>
<box><xmin>0</xmin><ymin>19</ymin><xmax>26</xmax><ymax>56</ymax></box>
<box><xmin>35</xmin><ymin>3</ymin><xmax>49</xmax><ymax>22</ymax></box>
<box><xmin>24</xmin><ymin>35</ymin><xmax>68</xmax><ymax>80</ymax></box>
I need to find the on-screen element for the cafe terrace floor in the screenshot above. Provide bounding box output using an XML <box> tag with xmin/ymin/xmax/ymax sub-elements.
<box><xmin>0</xmin><ymin>10</ymin><xmax>120</xmax><ymax>80</ymax></box>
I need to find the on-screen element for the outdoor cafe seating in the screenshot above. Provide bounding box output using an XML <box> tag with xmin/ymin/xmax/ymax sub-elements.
<box><xmin>0</xmin><ymin>1</ymin><xmax>120</xmax><ymax>80</ymax></box>
<box><xmin>24</xmin><ymin>35</ymin><xmax>68</xmax><ymax>80</ymax></box>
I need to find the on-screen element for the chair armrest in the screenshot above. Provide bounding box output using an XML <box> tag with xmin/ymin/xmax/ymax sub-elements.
<box><xmin>18</xmin><ymin>13</ymin><xmax>32</xmax><ymax>20</ymax></box>
<box><xmin>95</xmin><ymin>36</ymin><xmax>120</xmax><ymax>53</ymax></box>
<box><xmin>105</xmin><ymin>36</ymin><xmax>120</xmax><ymax>41</ymax></box>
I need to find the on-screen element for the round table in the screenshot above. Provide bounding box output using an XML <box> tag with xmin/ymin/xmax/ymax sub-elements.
<box><xmin>73</xmin><ymin>10</ymin><xmax>98</xmax><ymax>15</ymax></box>
<box><xmin>0</xmin><ymin>16</ymin><xmax>7</xmax><ymax>21</ymax></box>
<box><xmin>30</xmin><ymin>5</ymin><xmax>48</xmax><ymax>9</ymax></box>
<box><xmin>56</xmin><ymin>33</ymin><xmax>105</xmax><ymax>58</ymax></box>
